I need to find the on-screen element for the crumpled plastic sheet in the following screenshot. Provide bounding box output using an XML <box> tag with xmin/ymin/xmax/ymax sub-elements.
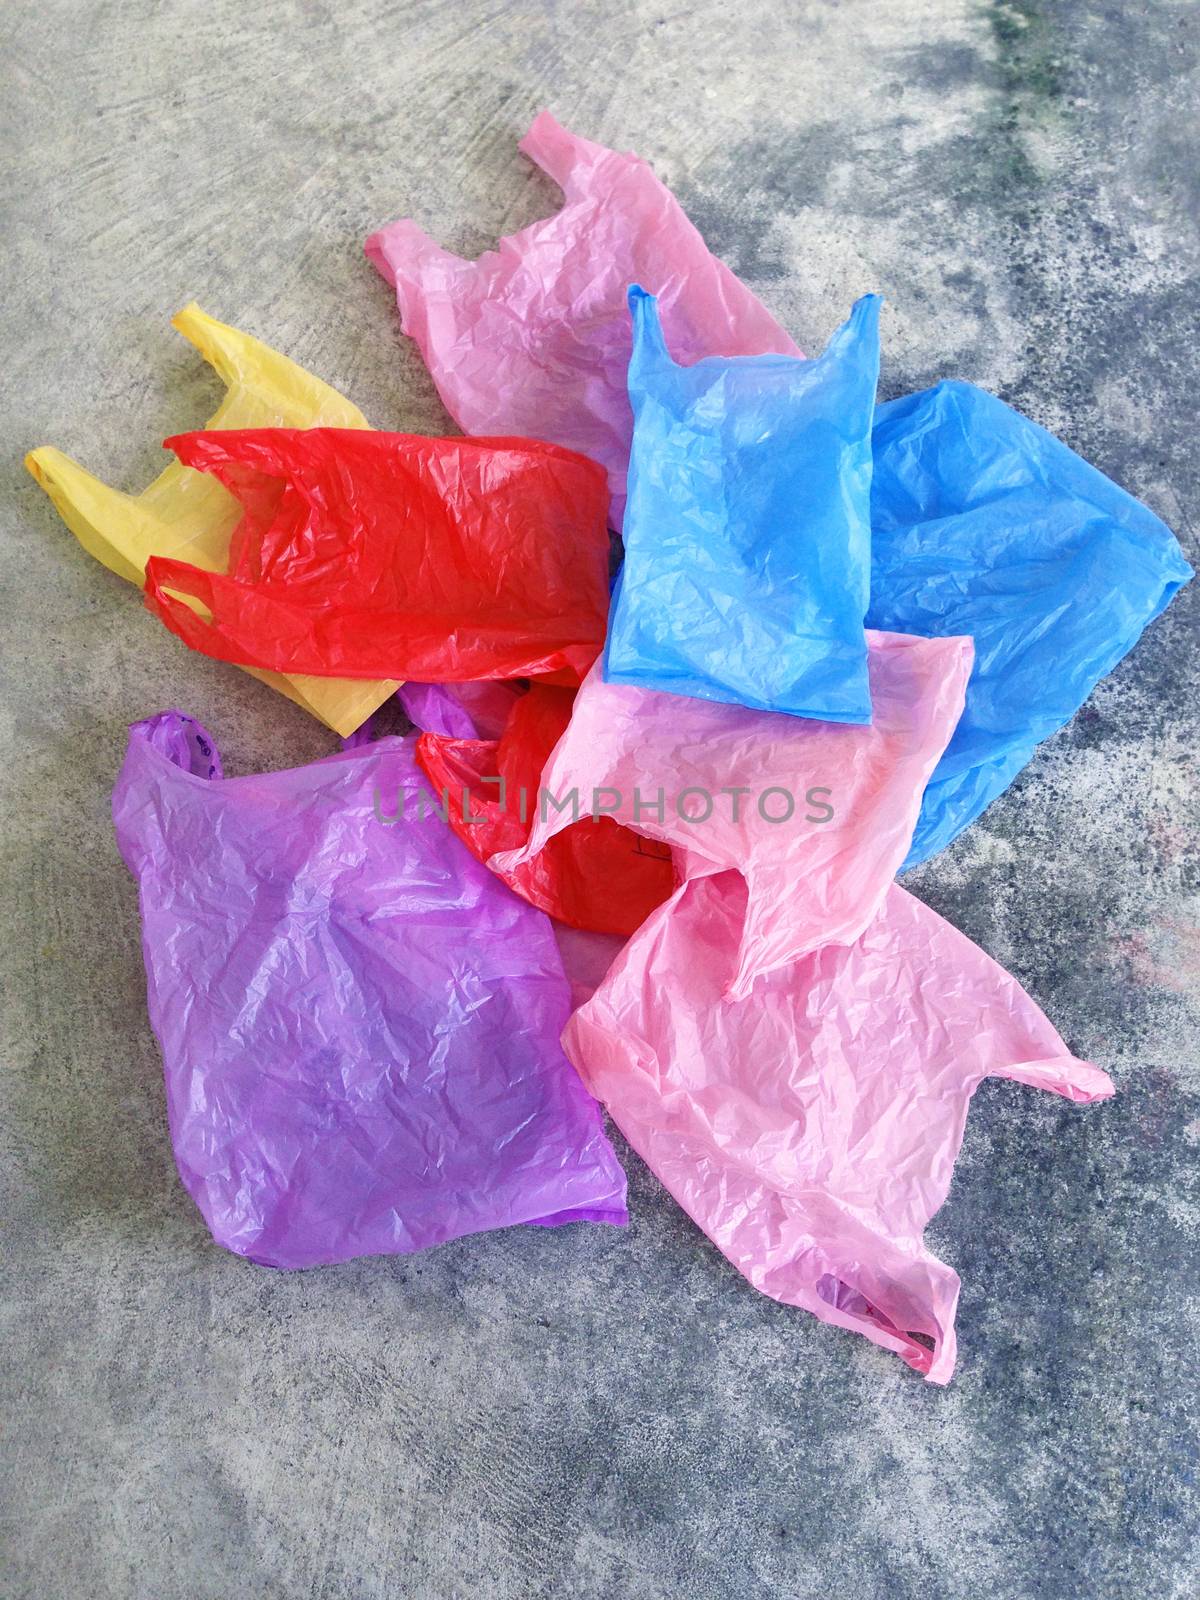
<box><xmin>112</xmin><ymin>711</ymin><xmax>628</xmax><ymax>1268</ymax></box>
<box><xmin>563</xmin><ymin>869</ymin><xmax>1115</xmax><ymax>1382</ymax></box>
<box><xmin>398</xmin><ymin>679</ymin><xmax>529</xmax><ymax>741</ymax></box>
<box><xmin>869</xmin><ymin>381</ymin><xmax>1194</xmax><ymax>868</ymax></box>
<box><xmin>494</xmin><ymin>632</ymin><xmax>973</xmax><ymax>998</ymax></box>
<box><xmin>25</xmin><ymin>304</ymin><xmax>398</xmax><ymax>737</ymax></box>
<box><xmin>417</xmin><ymin>684</ymin><xmax>677</xmax><ymax>935</ymax></box>
<box><xmin>553</xmin><ymin>924</ymin><xmax>627</xmax><ymax>1011</ymax></box>
<box><xmin>142</xmin><ymin>428</ymin><xmax>611</xmax><ymax>684</ymax></box>
<box><xmin>365</xmin><ymin>111</ymin><xmax>802</xmax><ymax>527</ymax></box>
<box><xmin>604</xmin><ymin>288</ymin><xmax>878</xmax><ymax>722</ymax></box>
<box><xmin>340</xmin><ymin>682</ymin><xmax>528</xmax><ymax>751</ymax></box>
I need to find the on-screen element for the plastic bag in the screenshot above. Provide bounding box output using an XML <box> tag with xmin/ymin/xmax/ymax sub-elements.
<box><xmin>604</xmin><ymin>289</ymin><xmax>878</xmax><ymax>722</ymax></box>
<box><xmin>398</xmin><ymin>679</ymin><xmax>528</xmax><ymax>741</ymax></box>
<box><xmin>869</xmin><ymin>382</ymin><xmax>1194</xmax><ymax>868</ymax></box>
<box><xmin>564</xmin><ymin>870</ymin><xmax>1114</xmax><ymax>1382</ymax></box>
<box><xmin>365</xmin><ymin>111</ymin><xmax>801</xmax><ymax>527</ymax></box>
<box><xmin>494</xmin><ymin>632</ymin><xmax>973</xmax><ymax>998</ymax></box>
<box><xmin>142</xmin><ymin>428</ymin><xmax>611</xmax><ymax>684</ymax></box>
<box><xmin>342</xmin><ymin>682</ymin><xmax>527</xmax><ymax>751</ymax></box>
<box><xmin>25</xmin><ymin>304</ymin><xmax>398</xmax><ymax>737</ymax></box>
<box><xmin>553</xmin><ymin>924</ymin><xmax>626</xmax><ymax>1010</ymax></box>
<box><xmin>417</xmin><ymin>684</ymin><xmax>676</xmax><ymax>935</ymax></box>
<box><xmin>112</xmin><ymin>712</ymin><xmax>628</xmax><ymax>1268</ymax></box>
<box><xmin>340</xmin><ymin>682</ymin><xmax>528</xmax><ymax>749</ymax></box>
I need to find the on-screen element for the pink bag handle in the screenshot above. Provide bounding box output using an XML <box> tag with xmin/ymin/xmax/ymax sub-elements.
<box><xmin>364</xmin><ymin>218</ymin><xmax>465</xmax><ymax>290</ymax></box>
<box><xmin>519</xmin><ymin>111</ymin><xmax>616</xmax><ymax>200</ymax></box>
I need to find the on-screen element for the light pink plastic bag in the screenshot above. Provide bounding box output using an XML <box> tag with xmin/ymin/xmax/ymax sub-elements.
<box><xmin>365</xmin><ymin>112</ymin><xmax>802</xmax><ymax>527</ymax></box>
<box><xmin>493</xmin><ymin>632</ymin><xmax>973</xmax><ymax>998</ymax></box>
<box><xmin>564</xmin><ymin>871</ymin><xmax>1114</xmax><ymax>1382</ymax></box>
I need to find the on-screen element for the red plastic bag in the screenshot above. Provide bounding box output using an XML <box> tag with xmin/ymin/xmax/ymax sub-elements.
<box><xmin>143</xmin><ymin>428</ymin><xmax>612</xmax><ymax>683</ymax></box>
<box><xmin>416</xmin><ymin>684</ymin><xmax>676</xmax><ymax>936</ymax></box>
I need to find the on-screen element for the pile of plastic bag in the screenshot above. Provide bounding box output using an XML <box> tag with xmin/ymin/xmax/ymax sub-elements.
<box><xmin>29</xmin><ymin>113</ymin><xmax>1191</xmax><ymax>1382</ymax></box>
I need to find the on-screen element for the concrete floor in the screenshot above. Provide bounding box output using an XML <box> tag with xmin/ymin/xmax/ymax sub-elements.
<box><xmin>3</xmin><ymin>2</ymin><xmax>1198</xmax><ymax>1596</ymax></box>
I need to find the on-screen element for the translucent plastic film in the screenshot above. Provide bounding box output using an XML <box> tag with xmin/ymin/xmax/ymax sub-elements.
<box><xmin>25</xmin><ymin>305</ymin><xmax>398</xmax><ymax>736</ymax></box>
<box><xmin>605</xmin><ymin>289</ymin><xmax>878</xmax><ymax>722</ymax></box>
<box><xmin>869</xmin><ymin>382</ymin><xmax>1193</xmax><ymax>867</ymax></box>
<box><xmin>366</xmin><ymin>112</ymin><xmax>801</xmax><ymax>526</ymax></box>
<box><xmin>113</xmin><ymin>712</ymin><xmax>628</xmax><ymax>1268</ymax></box>
<box><xmin>494</xmin><ymin>633</ymin><xmax>973</xmax><ymax>997</ymax></box>
<box><xmin>143</xmin><ymin>429</ymin><xmax>611</xmax><ymax>684</ymax></box>
<box><xmin>564</xmin><ymin>871</ymin><xmax>1114</xmax><ymax>1382</ymax></box>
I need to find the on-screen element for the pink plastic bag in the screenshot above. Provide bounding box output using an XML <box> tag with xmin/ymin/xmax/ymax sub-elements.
<box><xmin>493</xmin><ymin>632</ymin><xmax>973</xmax><ymax>998</ymax></box>
<box><xmin>564</xmin><ymin>871</ymin><xmax>1114</xmax><ymax>1382</ymax></box>
<box><xmin>417</xmin><ymin>685</ymin><xmax>677</xmax><ymax>937</ymax></box>
<box><xmin>365</xmin><ymin>112</ymin><xmax>801</xmax><ymax>527</ymax></box>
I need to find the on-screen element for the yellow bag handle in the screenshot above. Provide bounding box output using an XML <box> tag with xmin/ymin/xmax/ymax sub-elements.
<box><xmin>26</xmin><ymin>304</ymin><xmax>400</xmax><ymax>736</ymax></box>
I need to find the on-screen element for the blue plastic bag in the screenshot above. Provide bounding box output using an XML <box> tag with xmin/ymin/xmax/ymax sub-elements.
<box><xmin>868</xmin><ymin>382</ymin><xmax>1194</xmax><ymax>868</ymax></box>
<box><xmin>603</xmin><ymin>288</ymin><xmax>880</xmax><ymax>723</ymax></box>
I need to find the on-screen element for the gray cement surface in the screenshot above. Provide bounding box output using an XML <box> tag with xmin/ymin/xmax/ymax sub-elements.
<box><xmin>2</xmin><ymin>2</ymin><xmax>1198</xmax><ymax>1596</ymax></box>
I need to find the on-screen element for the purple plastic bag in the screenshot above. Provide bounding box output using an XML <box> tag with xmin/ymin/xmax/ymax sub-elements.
<box><xmin>397</xmin><ymin>680</ymin><xmax>527</xmax><ymax>741</ymax></box>
<box><xmin>341</xmin><ymin>681</ymin><xmax>526</xmax><ymax>755</ymax></box>
<box><xmin>112</xmin><ymin>712</ymin><xmax>628</xmax><ymax>1268</ymax></box>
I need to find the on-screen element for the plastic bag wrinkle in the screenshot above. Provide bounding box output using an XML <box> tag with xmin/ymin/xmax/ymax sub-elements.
<box><xmin>564</xmin><ymin>870</ymin><xmax>1114</xmax><ymax>1382</ymax></box>
<box><xmin>113</xmin><ymin>712</ymin><xmax>628</xmax><ymax>1268</ymax></box>
<box><xmin>605</xmin><ymin>288</ymin><xmax>878</xmax><ymax>722</ymax></box>
<box><xmin>25</xmin><ymin>304</ymin><xmax>398</xmax><ymax>735</ymax></box>
<box><xmin>366</xmin><ymin>112</ymin><xmax>802</xmax><ymax>527</ymax></box>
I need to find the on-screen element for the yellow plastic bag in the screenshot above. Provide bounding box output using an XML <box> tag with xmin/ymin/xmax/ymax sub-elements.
<box><xmin>25</xmin><ymin>304</ymin><xmax>400</xmax><ymax>735</ymax></box>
